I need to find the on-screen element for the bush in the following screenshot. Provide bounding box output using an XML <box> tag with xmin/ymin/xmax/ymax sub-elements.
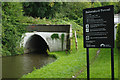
<box><xmin>116</xmin><ymin>23</ymin><xmax>120</xmax><ymax>48</ymax></box>
<box><xmin>2</xmin><ymin>2</ymin><xmax>26</xmax><ymax>56</ymax></box>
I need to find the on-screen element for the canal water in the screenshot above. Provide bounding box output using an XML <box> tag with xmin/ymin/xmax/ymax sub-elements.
<box><xmin>2</xmin><ymin>53</ymin><xmax>56</xmax><ymax>78</ymax></box>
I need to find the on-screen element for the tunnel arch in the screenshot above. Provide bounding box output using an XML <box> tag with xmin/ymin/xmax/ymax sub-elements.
<box><xmin>24</xmin><ymin>34</ymin><xmax>49</xmax><ymax>54</ymax></box>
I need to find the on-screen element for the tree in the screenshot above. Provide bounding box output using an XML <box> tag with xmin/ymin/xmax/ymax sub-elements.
<box><xmin>23</xmin><ymin>2</ymin><xmax>61</xmax><ymax>19</ymax></box>
<box><xmin>101</xmin><ymin>2</ymin><xmax>120</xmax><ymax>14</ymax></box>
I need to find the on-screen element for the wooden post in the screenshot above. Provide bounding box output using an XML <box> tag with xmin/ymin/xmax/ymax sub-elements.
<box><xmin>75</xmin><ymin>31</ymin><xmax>78</xmax><ymax>50</ymax></box>
<box><xmin>70</xmin><ymin>37</ymin><xmax>73</xmax><ymax>52</ymax></box>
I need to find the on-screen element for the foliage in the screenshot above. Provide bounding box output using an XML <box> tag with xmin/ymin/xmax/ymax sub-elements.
<box><xmin>51</xmin><ymin>34</ymin><xmax>59</xmax><ymax>40</ymax></box>
<box><xmin>116</xmin><ymin>23</ymin><xmax>120</xmax><ymax>48</ymax></box>
<box><xmin>90</xmin><ymin>1</ymin><xmax>120</xmax><ymax>14</ymax></box>
<box><xmin>23</xmin><ymin>2</ymin><xmax>120</xmax><ymax>26</ymax></box>
<box><xmin>23</xmin><ymin>2</ymin><xmax>62</xmax><ymax>19</ymax></box>
<box><xmin>23</xmin><ymin>2</ymin><xmax>91</xmax><ymax>25</ymax></box>
<box><xmin>101</xmin><ymin>2</ymin><xmax>120</xmax><ymax>14</ymax></box>
<box><xmin>92</xmin><ymin>1</ymin><xmax>102</xmax><ymax>8</ymax></box>
<box><xmin>2</xmin><ymin>2</ymin><xmax>26</xmax><ymax>56</ymax></box>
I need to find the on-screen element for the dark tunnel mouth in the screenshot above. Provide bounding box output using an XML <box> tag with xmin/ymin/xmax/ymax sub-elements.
<box><xmin>25</xmin><ymin>34</ymin><xmax>49</xmax><ymax>54</ymax></box>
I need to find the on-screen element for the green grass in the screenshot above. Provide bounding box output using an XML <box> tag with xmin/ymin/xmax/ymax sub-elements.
<box><xmin>77</xmin><ymin>45</ymin><xmax>118</xmax><ymax>78</ymax></box>
<box><xmin>119</xmin><ymin>49</ymin><xmax>120</xmax><ymax>79</ymax></box>
<box><xmin>21</xmin><ymin>36</ymin><xmax>118</xmax><ymax>78</ymax></box>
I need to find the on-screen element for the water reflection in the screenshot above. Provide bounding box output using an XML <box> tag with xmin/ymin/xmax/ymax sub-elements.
<box><xmin>2</xmin><ymin>53</ymin><xmax>55</xmax><ymax>78</ymax></box>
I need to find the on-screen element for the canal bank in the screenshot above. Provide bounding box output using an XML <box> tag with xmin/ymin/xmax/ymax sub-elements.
<box><xmin>21</xmin><ymin>37</ymin><xmax>118</xmax><ymax>78</ymax></box>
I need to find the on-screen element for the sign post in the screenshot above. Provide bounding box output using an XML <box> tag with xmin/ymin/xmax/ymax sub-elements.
<box><xmin>111</xmin><ymin>48</ymin><xmax>114</xmax><ymax>80</ymax></box>
<box><xmin>87</xmin><ymin>48</ymin><xmax>90</xmax><ymax>80</ymax></box>
<box><xmin>83</xmin><ymin>5</ymin><xmax>114</xmax><ymax>80</ymax></box>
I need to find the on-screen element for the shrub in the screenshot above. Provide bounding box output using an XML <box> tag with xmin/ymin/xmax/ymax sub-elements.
<box><xmin>2</xmin><ymin>2</ymin><xmax>26</xmax><ymax>56</ymax></box>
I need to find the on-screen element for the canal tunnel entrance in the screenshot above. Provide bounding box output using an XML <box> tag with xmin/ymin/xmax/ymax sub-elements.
<box><xmin>25</xmin><ymin>34</ymin><xmax>49</xmax><ymax>55</ymax></box>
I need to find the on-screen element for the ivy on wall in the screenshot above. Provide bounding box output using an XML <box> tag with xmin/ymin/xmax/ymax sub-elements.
<box><xmin>51</xmin><ymin>34</ymin><xmax>59</xmax><ymax>40</ymax></box>
<box><xmin>61</xmin><ymin>34</ymin><xmax>64</xmax><ymax>51</ymax></box>
<box><xmin>51</xmin><ymin>33</ymin><xmax>65</xmax><ymax>51</ymax></box>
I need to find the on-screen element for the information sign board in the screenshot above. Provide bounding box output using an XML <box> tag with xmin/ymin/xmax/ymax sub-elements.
<box><xmin>83</xmin><ymin>5</ymin><xmax>114</xmax><ymax>48</ymax></box>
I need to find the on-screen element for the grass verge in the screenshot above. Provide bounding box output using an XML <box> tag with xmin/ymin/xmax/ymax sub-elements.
<box><xmin>21</xmin><ymin>36</ymin><xmax>118</xmax><ymax>78</ymax></box>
